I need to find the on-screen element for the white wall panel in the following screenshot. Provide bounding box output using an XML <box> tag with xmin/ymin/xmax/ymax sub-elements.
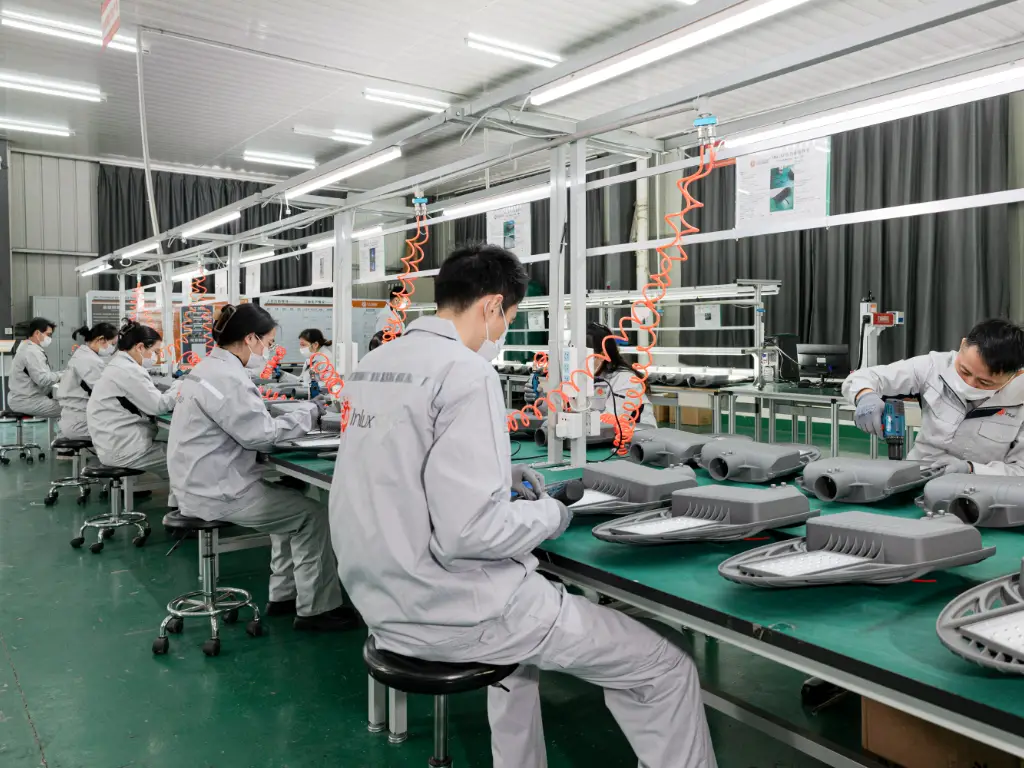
<box><xmin>10</xmin><ymin>254</ymin><xmax>100</xmax><ymax>326</ymax></box>
<box><xmin>9</xmin><ymin>152</ymin><xmax>98</xmax><ymax>254</ymax></box>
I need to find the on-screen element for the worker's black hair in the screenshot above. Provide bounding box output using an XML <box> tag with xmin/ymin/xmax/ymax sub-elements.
<box><xmin>117</xmin><ymin>319</ymin><xmax>161</xmax><ymax>351</ymax></box>
<box><xmin>212</xmin><ymin>303</ymin><xmax>276</xmax><ymax>347</ymax></box>
<box><xmin>72</xmin><ymin>323</ymin><xmax>118</xmax><ymax>343</ymax></box>
<box><xmin>28</xmin><ymin>317</ymin><xmax>55</xmax><ymax>336</ymax></box>
<box><xmin>299</xmin><ymin>328</ymin><xmax>332</xmax><ymax>348</ymax></box>
<box><xmin>965</xmin><ymin>319</ymin><xmax>1024</xmax><ymax>374</ymax></box>
<box><xmin>435</xmin><ymin>243</ymin><xmax>528</xmax><ymax>313</ymax></box>
<box><xmin>587</xmin><ymin>322</ymin><xmax>632</xmax><ymax>377</ymax></box>
<box><xmin>388</xmin><ymin>285</ymin><xmax>403</xmax><ymax>302</ymax></box>
<box><xmin>368</xmin><ymin>329</ymin><xmax>399</xmax><ymax>352</ymax></box>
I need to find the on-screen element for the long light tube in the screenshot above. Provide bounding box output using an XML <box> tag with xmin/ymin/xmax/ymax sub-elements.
<box><xmin>530</xmin><ymin>0</ymin><xmax>814</xmax><ymax>106</ymax></box>
<box><xmin>305</xmin><ymin>225</ymin><xmax>384</xmax><ymax>252</ymax></box>
<box><xmin>81</xmin><ymin>264</ymin><xmax>112</xmax><ymax>277</ymax></box>
<box><xmin>443</xmin><ymin>184</ymin><xmax>550</xmax><ymax>217</ymax></box>
<box><xmin>0</xmin><ymin>10</ymin><xmax>136</xmax><ymax>52</ymax></box>
<box><xmin>180</xmin><ymin>211</ymin><xmax>242</xmax><ymax>239</ymax></box>
<box><xmin>0</xmin><ymin>118</ymin><xmax>71</xmax><ymax>136</ymax></box>
<box><xmin>292</xmin><ymin>125</ymin><xmax>374</xmax><ymax>145</ymax></box>
<box><xmin>285</xmin><ymin>146</ymin><xmax>402</xmax><ymax>200</ymax></box>
<box><xmin>466</xmin><ymin>33</ymin><xmax>562</xmax><ymax>68</ymax></box>
<box><xmin>0</xmin><ymin>72</ymin><xmax>103</xmax><ymax>102</ymax></box>
<box><xmin>364</xmin><ymin>88</ymin><xmax>449</xmax><ymax>113</ymax></box>
<box><xmin>243</xmin><ymin>150</ymin><xmax>316</xmax><ymax>170</ymax></box>
<box><xmin>120</xmin><ymin>242</ymin><xmax>161</xmax><ymax>259</ymax></box>
<box><xmin>240</xmin><ymin>248</ymin><xmax>275</xmax><ymax>264</ymax></box>
<box><xmin>728</xmin><ymin>64</ymin><xmax>1024</xmax><ymax>148</ymax></box>
<box><xmin>172</xmin><ymin>268</ymin><xmax>201</xmax><ymax>283</ymax></box>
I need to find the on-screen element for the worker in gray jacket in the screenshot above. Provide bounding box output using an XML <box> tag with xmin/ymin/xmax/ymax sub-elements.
<box><xmin>330</xmin><ymin>244</ymin><xmax>716</xmax><ymax>768</ymax></box>
<box><xmin>168</xmin><ymin>303</ymin><xmax>357</xmax><ymax>633</ymax></box>
<box><xmin>56</xmin><ymin>323</ymin><xmax>117</xmax><ymax>440</ymax></box>
<box><xmin>9</xmin><ymin>317</ymin><xmax>62</xmax><ymax>419</ymax></box>
<box><xmin>844</xmin><ymin>318</ymin><xmax>1024</xmax><ymax>475</ymax></box>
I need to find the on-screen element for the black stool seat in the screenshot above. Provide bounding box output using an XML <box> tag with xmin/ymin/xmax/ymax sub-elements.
<box><xmin>163</xmin><ymin>510</ymin><xmax>234</xmax><ymax>531</ymax></box>
<box><xmin>82</xmin><ymin>465</ymin><xmax>146</xmax><ymax>480</ymax></box>
<box><xmin>52</xmin><ymin>437</ymin><xmax>93</xmax><ymax>450</ymax></box>
<box><xmin>363</xmin><ymin>635</ymin><xmax>517</xmax><ymax>696</ymax></box>
<box><xmin>1</xmin><ymin>410</ymin><xmax>31</xmax><ymax>419</ymax></box>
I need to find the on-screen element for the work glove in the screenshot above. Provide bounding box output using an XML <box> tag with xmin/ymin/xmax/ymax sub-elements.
<box><xmin>546</xmin><ymin>500</ymin><xmax>573</xmax><ymax>540</ymax></box>
<box><xmin>511</xmin><ymin>464</ymin><xmax>546</xmax><ymax>500</ymax></box>
<box><xmin>931</xmin><ymin>455</ymin><xmax>973</xmax><ymax>475</ymax></box>
<box><xmin>310</xmin><ymin>399</ymin><xmax>327</xmax><ymax>425</ymax></box>
<box><xmin>524</xmin><ymin>373</ymin><xmax>542</xmax><ymax>403</ymax></box>
<box><xmin>853</xmin><ymin>391</ymin><xmax>885</xmax><ymax>438</ymax></box>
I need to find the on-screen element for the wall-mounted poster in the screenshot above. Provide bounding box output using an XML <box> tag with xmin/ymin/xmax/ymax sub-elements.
<box><xmin>486</xmin><ymin>203</ymin><xmax>532</xmax><ymax>259</ymax></box>
<box><xmin>735</xmin><ymin>138</ymin><xmax>830</xmax><ymax>225</ymax></box>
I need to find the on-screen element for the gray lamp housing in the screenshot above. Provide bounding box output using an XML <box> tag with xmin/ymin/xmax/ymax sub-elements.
<box><xmin>698</xmin><ymin>440</ymin><xmax>820</xmax><ymax>483</ymax></box>
<box><xmin>800</xmin><ymin>458</ymin><xmax>941</xmax><ymax>503</ymax></box>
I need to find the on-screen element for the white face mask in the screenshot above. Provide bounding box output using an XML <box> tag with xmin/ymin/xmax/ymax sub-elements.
<box><xmin>299</xmin><ymin>346</ymin><xmax>312</xmax><ymax>358</ymax></box>
<box><xmin>476</xmin><ymin>302</ymin><xmax>508</xmax><ymax>362</ymax></box>
<box><xmin>98</xmin><ymin>345</ymin><xmax>115</xmax><ymax>358</ymax></box>
<box><xmin>246</xmin><ymin>338</ymin><xmax>267</xmax><ymax>371</ymax></box>
<box><xmin>40</xmin><ymin>336</ymin><xmax>53</xmax><ymax>349</ymax></box>
<box><xmin>141</xmin><ymin>355</ymin><xmax>156</xmax><ymax>370</ymax></box>
<box><xmin>945</xmin><ymin>365</ymin><xmax>996</xmax><ymax>401</ymax></box>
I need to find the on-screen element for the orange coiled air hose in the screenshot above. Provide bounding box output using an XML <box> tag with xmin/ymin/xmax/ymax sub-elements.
<box><xmin>505</xmin><ymin>142</ymin><xmax>727</xmax><ymax>455</ymax></box>
<box><xmin>382</xmin><ymin>212</ymin><xmax>430</xmax><ymax>343</ymax></box>
<box><xmin>261</xmin><ymin>346</ymin><xmax>287</xmax><ymax>380</ymax></box>
<box><xmin>309</xmin><ymin>352</ymin><xmax>344</xmax><ymax>398</ymax></box>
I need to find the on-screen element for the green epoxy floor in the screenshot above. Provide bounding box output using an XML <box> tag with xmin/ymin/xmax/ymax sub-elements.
<box><xmin>0</xmin><ymin>425</ymin><xmax>858</xmax><ymax>767</ymax></box>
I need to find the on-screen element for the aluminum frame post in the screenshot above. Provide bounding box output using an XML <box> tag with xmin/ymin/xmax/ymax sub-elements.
<box><xmin>227</xmin><ymin>243</ymin><xmax>241</xmax><ymax>304</ymax></box>
<box><xmin>159</xmin><ymin>262</ymin><xmax>175</xmax><ymax>370</ymax></box>
<box><xmin>568</xmin><ymin>140</ymin><xmax>589</xmax><ymax>468</ymax></box>
<box><xmin>333</xmin><ymin>211</ymin><xmax>355</xmax><ymax>375</ymax></box>
<box><xmin>546</xmin><ymin>145</ymin><xmax>569</xmax><ymax>465</ymax></box>
<box><xmin>118</xmin><ymin>274</ymin><xmax>126</xmax><ymax>322</ymax></box>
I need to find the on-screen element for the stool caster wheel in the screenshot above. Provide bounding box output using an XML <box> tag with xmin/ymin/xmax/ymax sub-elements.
<box><xmin>223</xmin><ymin>608</ymin><xmax>239</xmax><ymax>624</ymax></box>
<box><xmin>99</xmin><ymin>490</ymin><xmax>109</xmax><ymax>501</ymax></box>
<box><xmin>202</xmin><ymin>638</ymin><xmax>221</xmax><ymax>657</ymax></box>
<box><xmin>132</xmin><ymin>535</ymin><xmax>147</xmax><ymax>548</ymax></box>
<box><xmin>101</xmin><ymin>528</ymin><xmax>116</xmax><ymax>540</ymax></box>
<box><xmin>19</xmin><ymin>451</ymin><xmax>26</xmax><ymax>460</ymax></box>
<box><xmin>38</xmin><ymin>453</ymin><xmax>45</xmax><ymax>461</ymax></box>
<box><xmin>76</xmin><ymin>495</ymin><xmax>88</xmax><ymax>507</ymax></box>
<box><xmin>44</xmin><ymin>493</ymin><xmax>58</xmax><ymax>507</ymax></box>
<box><xmin>246</xmin><ymin>620</ymin><xmax>264</xmax><ymax>638</ymax></box>
<box><xmin>0</xmin><ymin>457</ymin><xmax>9</xmax><ymax>466</ymax></box>
<box><xmin>89</xmin><ymin>541</ymin><xmax>104</xmax><ymax>554</ymax></box>
<box><xmin>70</xmin><ymin>537</ymin><xmax>84</xmax><ymax>549</ymax></box>
<box><xmin>166</xmin><ymin>617</ymin><xmax>184</xmax><ymax>635</ymax></box>
<box><xmin>25</xmin><ymin>457</ymin><xmax>33</xmax><ymax>466</ymax></box>
<box><xmin>152</xmin><ymin>637</ymin><xmax>169</xmax><ymax>655</ymax></box>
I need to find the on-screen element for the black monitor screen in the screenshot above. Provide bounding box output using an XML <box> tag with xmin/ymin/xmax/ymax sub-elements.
<box><xmin>797</xmin><ymin>344</ymin><xmax>850</xmax><ymax>377</ymax></box>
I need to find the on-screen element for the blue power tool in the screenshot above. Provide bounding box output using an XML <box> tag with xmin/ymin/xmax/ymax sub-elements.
<box><xmin>882</xmin><ymin>399</ymin><xmax>906</xmax><ymax>460</ymax></box>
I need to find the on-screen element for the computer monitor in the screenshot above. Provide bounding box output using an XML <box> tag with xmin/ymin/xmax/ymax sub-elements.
<box><xmin>797</xmin><ymin>344</ymin><xmax>850</xmax><ymax>379</ymax></box>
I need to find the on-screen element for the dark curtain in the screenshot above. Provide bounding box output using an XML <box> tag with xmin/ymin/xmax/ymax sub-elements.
<box><xmin>676</xmin><ymin>95</ymin><xmax>1009</xmax><ymax>366</ymax></box>
<box><xmin>97</xmin><ymin>165</ymin><xmax>338</xmax><ymax>293</ymax></box>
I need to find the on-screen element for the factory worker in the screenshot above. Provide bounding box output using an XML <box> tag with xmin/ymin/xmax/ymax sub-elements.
<box><xmin>87</xmin><ymin>321</ymin><xmax>180</xmax><ymax>486</ymax></box>
<box><xmin>373</xmin><ymin>285</ymin><xmax>407</xmax><ymax>335</ymax></box>
<box><xmin>168</xmin><ymin>303</ymin><xmax>357</xmax><ymax>632</ymax></box>
<box><xmin>367</xmin><ymin>329</ymin><xmax>399</xmax><ymax>352</ymax></box>
<box><xmin>276</xmin><ymin>328</ymin><xmax>334</xmax><ymax>392</ymax></box>
<box><xmin>330</xmin><ymin>243</ymin><xmax>715</xmax><ymax>768</ymax></box>
<box><xmin>844</xmin><ymin>318</ymin><xmax>1024</xmax><ymax>475</ymax></box>
<box><xmin>9</xmin><ymin>317</ymin><xmax>62</xmax><ymax>420</ymax></box>
<box><xmin>525</xmin><ymin>322</ymin><xmax>658</xmax><ymax>430</ymax></box>
<box><xmin>56</xmin><ymin>323</ymin><xmax>118</xmax><ymax>440</ymax></box>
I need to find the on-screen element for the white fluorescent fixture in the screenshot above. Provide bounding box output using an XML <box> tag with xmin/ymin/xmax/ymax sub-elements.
<box><xmin>364</xmin><ymin>88</ymin><xmax>449</xmax><ymax>113</ymax></box>
<box><xmin>243</xmin><ymin>150</ymin><xmax>316</xmax><ymax>170</ymax></box>
<box><xmin>530</xmin><ymin>0</ymin><xmax>814</xmax><ymax>106</ymax></box>
<box><xmin>353</xmin><ymin>225</ymin><xmax>383</xmax><ymax>240</ymax></box>
<box><xmin>728</xmin><ymin>64</ymin><xmax>1024</xmax><ymax>149</ymax></box>
<box><xmin>677</xmin><ymin>0</ymin><xmax>701</xmax><ymax>5</ymax></box>
<box><xmin>304</xmin><ymin>225</ymin><xmax>381</xmax><ymax>250</ymax></box>
<box><xmin>120</xmin><ymin>242</ymin><xmax>161</xmax><ymax>259</ymax></box>
<box><xmin>292</xmin><ymin>126</ymin><xmax>374</xmax><ymax>145</ymax></box>
<box><xmin>172</xmin><ymin>268</ymin><xmax>201</xmax><ymax>283</ymax></box>
<box><xmin>0</xmin><ymin>117</ymin><xmax>71</xmax><ymax>136</ymax></box>
<box><xmin>0</xmin><ymin>10</ymin><xmax>136</xmax><ymax>52</ymax></box>
<box><xmin>0</xmin><ymin>72</ymin><xmax>103</xmax><ymax>102</ymax></box>
<box><xmin>466</xmin><ymin>33</ymin><xmax>561</xmax><ymax>68</ymax></box>
<box><xmin>180</xmin><ymin>211</ymin><xmax>242</xmax><ymax>239</ymax></box>
<box><xmin>240</xmin><ymin>248</ymin><xmax>276</xmax><ymax>264</ymax></box>
<box><xmin>286</xmin><ymin>146</ymin><xmax>402</xmax><ymax>200</ymax></box>
<box><xmin>443</xmin><ymin>184</ymin><xmax>549</xmax><ymax>217</ymax></box>
<box><xmin>81</xmin><ymin>263</ymin><xmax>112</xmax><ymax>277</ymax></box>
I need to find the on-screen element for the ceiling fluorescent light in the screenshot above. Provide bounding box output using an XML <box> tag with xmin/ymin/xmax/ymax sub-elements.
<box><xmin>286</xmin><ymin>146</ymin><xmax>402</xmax><ymax>200</ymax></box>
<box><xmin>243</xmin><ymin>150</ymin><xmax>317</xmax><ymax>170</ymax></box>
<box><xmin>120</xmin><ymin>242</ymin><xmax>161</xmax><ymax>259</ymax></box>
<box><xmin>530</xmin><ymin>0</ymin><xmax>814</xmax><ymax>106</ymax></box>
<box><xmin>240</xmin><ymin>248</ymin><xmax>275</xmax><ymax>264</ymax></box>
<box><xmin>443</xmin><ymin>184</ymin><xmax>550</xmax><ymax>217</ymax></box>
<box><xmin>172</xmin><ymin>267</ymin><xmax>201</xmax><ymax>282</ymax></box>
<box><xmin>353</xmin><ymin>225</ymin><xmax>383</xmax><ymax>240</ymax></box>
<box><xmin>466</xmin><ymin>33</ymin><xmax>562</xmax><ymax>68</ymax></box>
<box><xmin>303</xmin><ymin>225</ymin><xmax>381</xmax><ymax>250</ymax></box>
<box><xmin>292</xmin><ymin>125</ymin><xmax>374</xmax><ymax>145</ymax></box>
<box><xmin>81</xmin><ymin>263</ymin><xmax>112</xmax><ymax>277</ymax></box>
<box><xmin>0</xmin><ymin>72</ymin><xmax>104</xmax><ymax>102</ymax></box>
<box><xmin>728</xmin><ymin>64</ymin><xmax>1024</xmax><ymax>148</ymax></box>
<box><xmin>364</xmin><ymin>88</ymin><xmax>449</xmax><ymax>113</ymax></box>
<box><xmin>180</xmin><ymin>211</ymin><xmax>242</xmax><ymax>239</ymax></box>
<box><xmin>0</xmin><ymin>10</ymin><xmax>136</xmax><ymax>52</ymax></box>
<box><xmin>0</xmin><ymin>117</ymin><xmax>71</xmax><ymax>137</ymax></box>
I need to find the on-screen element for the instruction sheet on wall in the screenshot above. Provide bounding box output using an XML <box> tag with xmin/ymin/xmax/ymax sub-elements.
<box><xmin>735</xmin><ymin>138</ymin><xmax>830</xmax><ymax>225</ymax></box>
<box><xmin>359</xmin><ymin>236</ymin><xmax>385</xmax><ymax>281</ymax></box>
<box><xmin>486</xmin><ymin>203</ymin><xmax>531</xmax><ymax>259</ymax></box>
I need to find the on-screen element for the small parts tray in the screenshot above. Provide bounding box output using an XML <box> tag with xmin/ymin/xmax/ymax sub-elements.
<box><xmin>800</xmin><ymin>458</ymin><xmax>940</xmax><ymax>504</ymax></box>
<box><xmin>919</xmin><ymin>473</ymin><xmax>1024</xmax><ymax>528</ymax></box>
<box><xmin>629</xmin><ymin>429</ymin><xmax>750</xmax><ymax>468</ymax></box>
<box><xmin>937</xmin><ymin>558</ymin><xmax>1024</xmax><ymax>674</ymax></box>
<box><xmin>592</xmin><ymin>484</ymin><xmax>815</xmax><ymax>544</ymax></box>
<box><xmin>574</xmin><ymin>462</ymin><xmax>698</xmax><ymax>516</ymax></box>
<box><xmin>718</xmin><ymin>511</ymin><xmax>995</xmax><ymax>587</ymax></box>
<box><xmin>699</xmin><ymin>440</ymin><xmax>820</xmax><ymax>483</ymax></box>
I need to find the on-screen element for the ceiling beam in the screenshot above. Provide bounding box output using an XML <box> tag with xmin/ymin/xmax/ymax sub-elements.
<box><xmin>468</xmin><ymin>111</ymin><xmax>665</xmax><ymax>153</ymax></box>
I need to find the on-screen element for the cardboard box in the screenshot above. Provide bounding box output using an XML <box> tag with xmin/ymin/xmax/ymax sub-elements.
<box><xmin>654</xmin><ymin>405</ymin><xmax>714</xmax><ymax>427</ymax></box>
<box><xmin>862</xmin><ymin>698</ymin><xmax>1023</xmax><ymax>768</ymax></box>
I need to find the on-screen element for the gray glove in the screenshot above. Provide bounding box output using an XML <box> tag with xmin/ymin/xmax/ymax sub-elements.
<box><xmin>310</xmin><ymin>400</ymin><xmax>327</xmax><ymax>423</ymax></box>
<box><xmin>511</xmin><ymin>464</ymin><xmax>546</xmax><ymax>500</ymax></box>
<box><xmin>854</xmin><ymin>391</ymin><xmax>885</xmax><ymax>438</ymax></box>
<box><xmin>931</xmin><ymin>455</ymin><xmax>973</xmax><ymax>475</ymax></box>
<box><xmin>546</xmin><ymin>500</ymin><xmax>573</xmax><ymax>539</ymax></box>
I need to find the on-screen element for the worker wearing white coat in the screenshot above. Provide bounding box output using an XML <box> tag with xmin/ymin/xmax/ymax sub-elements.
<box><xmin>525</xmin><ymin>322</ymin><xmax>658</xmax><ymax>431</ymax></box>
<box><xmin>168</xmin><ymin>303</ymin><xmax>358</xmax><ymax>632</ymax></box>
<box><xmin>276</xmin><ymin>328</ymin><xmax>333</xmax><ymax>393</ymax></box>
<box><xmin>56</xmin><ymin>323</ymin><xmax>118</xmax><ymax>440</ymax></box>
<box><xmin>844</xmin><ymin>318</ymin><xmax>1024</xmax><ymax>475</ymax></box>
<box><xmin>373</xmin><ymin>284</ymin><xmax>406</xmax><ymax>335</ymax></box>
<box><xmin>8</xmin><ymin>317</ymin><xmax>62</xmax><ymax>420</ymax></box>
<box><xmin>330</xmin><ymin>244</ymin><xmax>716</xmax><ymax>768</ymax></box>
<box><xmin>87</xmin><ymin>321</ymin><xmax>179</xmax><ymax>480</ymax></box>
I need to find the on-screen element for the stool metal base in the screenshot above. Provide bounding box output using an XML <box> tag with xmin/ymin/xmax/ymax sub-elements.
<box><xmin>367</xmin><ymin>678</ymin><xmax>452</xmax><ymax>766</ymax></box>
<box><xmin>73</xmin><ymin>510</ymin><xmax>149</xmax><ymax>552</ymax></box>
<box><xmin>0</xmin><ymin>442</ymin><xmax>43</xmax><ymax>464</ymax></box>
<box><xmin>45</xmin><ymin>452</ymin><xmax>104</xmax><ymax>506</ymax></box>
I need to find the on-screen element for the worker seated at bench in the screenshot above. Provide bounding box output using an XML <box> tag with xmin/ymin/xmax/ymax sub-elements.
<box><xmin>168</xmin><ymin>303</ymin><xmax>359</xmax><ymax>633</ymax></box>
<box><xmin>9</xmin><ymin>317</ymin><xmax>62</xmax><ymax>421</ymax></box>
<box><xmin>57</xmin><ymin>323</ymin><xmax>117</xmax><ymax>440</ymax></box>
<box><xmin>844</xmin><ymin>318</ymin><xmax>1024</xmax><ymax>475</ymax></box>
<box><xmin>87</xmin><ymin>321</ymin><xmax>181</xmax><ymax>498</ymax></box>
<box><xmin>275</xmin><ymin>328</ymin><xmax>333</xmax><ymax>395</ymax></box>
<box><xmin>330</xmin><ymin>243</ymin><xmax>717</xmax><ymax>768</ymax></box>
